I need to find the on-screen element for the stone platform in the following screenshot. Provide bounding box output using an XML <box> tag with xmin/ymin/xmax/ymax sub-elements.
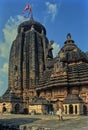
<box><xmin>0</xmin><ymin>114</ymin><xmax>88</xmax><ymax>130</ymax></box>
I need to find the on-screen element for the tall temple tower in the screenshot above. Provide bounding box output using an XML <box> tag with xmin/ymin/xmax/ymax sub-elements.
<box><xmin>8</xmin><ymin>18</ymin><xmax>53</xmax><ymax>102</ymax></box>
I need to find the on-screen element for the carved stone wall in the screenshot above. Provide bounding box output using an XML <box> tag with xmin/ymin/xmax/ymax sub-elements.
<box><xmin>8</xmin><ymin>18</ymin><xmax>50</xmax><ymax>103</ymax></box>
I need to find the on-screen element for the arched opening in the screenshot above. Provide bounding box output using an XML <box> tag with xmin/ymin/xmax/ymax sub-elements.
<box><xmin>48</xmin><ymin>104</ymin><xmax>54</xmax><ymax>115</ymax></box>
<box><xmin>2</xmin><ymin>106</ymin><xmax>7</xmax><ymax>113</ymax></box>
<box><xmin>42</xmin><ymin>105</ymin><xmax>48</xmax><ymax>115</ymax></box>
<box><xmin>23</xmin><ymin>108</ymin><xmax>28</xmax><ymax>114</ymax></box>
<box><xmin>75</xmin><ymin>105</ymin><xmax>77</xmax><ymax>114</ymax></box>
<box><xmin>2</xmin><ymin>103</ymin><xmax>7</xmax><ymax>113</ymax></box>
<box><xmin>65</xmin><ymin>105</ymin><xmax>67</xmax><ymax>114</ymax></box>
<box><xmin>15</xmin><ymin>103</ymin><xmax>20</xmax><ymax>114</ymax></box>
<box><xmin>83</xmin><ymin>105</ymin><xmax>87</xmax><ymax>115</ymax></box>
<box><xmin>37</xmin><ymin>91</ymin><xmax>40</xmax><ymax>97</ymax></box>
<box><xmin>69</xmin><ymin>104</ymin><xmax>73</xmax><ymax>114</ymax></box>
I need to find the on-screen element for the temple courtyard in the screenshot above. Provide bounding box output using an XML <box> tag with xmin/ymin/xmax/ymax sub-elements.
<box><xmin>0</xmin><ymin>114</ymin><xmax>88</xmax><ymax>130</ymax></box>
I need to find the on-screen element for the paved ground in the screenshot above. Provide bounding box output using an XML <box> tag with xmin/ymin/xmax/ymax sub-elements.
<box><xmin>0</xmin><ymin>114</ymin><xmax>88</xmax><ymax>130</ymax></box>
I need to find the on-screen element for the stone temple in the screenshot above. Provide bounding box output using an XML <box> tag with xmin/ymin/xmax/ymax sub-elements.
<box><xmin>0</xmin><ymin>17</ymin><xmax>88</xmax><ymax>115</ymax></box>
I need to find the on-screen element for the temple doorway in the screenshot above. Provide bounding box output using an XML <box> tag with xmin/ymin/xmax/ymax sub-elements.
<box><xmin>69</xmin><ymin>104</ymin><xmax>73</xmax><ymax>114</ymax></box>
<box><xmin>15</xmin><ymin>103</ymin><xmax>20</xmax><ymax>113</ymax></box>
<box><xmin>48</xmin><ymin>104</ymin><xmax>54</xmax><ymax>114</ymax></box>
<box><xmin>65</xmin><ymin>105</ymin><xmax>67</xmax><ymax>114</ymax></box>
<box><xmin>2</xmin><ymin>106</ymin><xmax>7</xmax><ymax>113</ymax></box>
<box><xmin>2</xmin><ymin>103</ymin><xmax>7</xmax><ymax>113</ymax></box>
<box><xmin>83</xmin><ymin>105</ymin><xmax>87</xmax><ymax>115</ymax></box>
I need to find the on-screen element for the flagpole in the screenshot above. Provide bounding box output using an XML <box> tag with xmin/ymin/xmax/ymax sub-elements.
<box><xmin>30</xmin><ymin>12</ymin><xmax>33</xmax><ymax>19</ymax></box>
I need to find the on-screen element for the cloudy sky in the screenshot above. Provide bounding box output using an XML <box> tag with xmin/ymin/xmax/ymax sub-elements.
<box><xmin>0</xmin><ymin>0</ymin><xmax>88</xmax><ymax>96</ymax></box>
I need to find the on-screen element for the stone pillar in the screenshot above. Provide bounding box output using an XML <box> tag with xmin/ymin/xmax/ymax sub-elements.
<box><xmin>80</xmin><ymin>104</ymin><xmax>83</xmax><ymax>115</ymax></box>
<box><xmin>77</xmin><ymin>104</ymin><xmax>80</xmax><ymax>115</ymax></box>
<box><xmin>63</xmin><ymin>105</ymin><xmax>67</xmax><ymax>114</ymax></box>
<box><xmin>67</xmin><ymin>104</ymin><xmax>69</xmax><ymax>114</ymax></box>
<box><xmin>63</xmin><ymin>105</ymin><xmax>65</xmax><ymax>114</ymax></box>
<box><xmin>73</xmin><ymin>104</ymin><xmax>76</xmax><ymax>115</ymax></box>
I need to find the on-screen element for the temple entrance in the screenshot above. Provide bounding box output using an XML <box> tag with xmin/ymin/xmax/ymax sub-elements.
<box><xmin>15</xmin><ymin>103</ymin><xmax>20</xmax><ymax>114</ymax></box>
<box><xmin>2</xmin><ymin>106</ymin><xmax>7</xmax><ymax>113</ymax></box>
<box><xmin>65</xmin><ymin>105</ymin><xmax>67</xmax><ymax>114</ymax></box>
<box><xmin>23</xmin><ymin>108</ymin><xmax>28</xmax><ymax>114</ymax></box>
<box><xmin>75</xmin><ymin>105</ymin><xmax>77</xmax><ymax>114</ymax></box>
<box><xmin>2</xmin><ymin>103</ymin><xmax>7</xmax><ymax>113</ymax></box>
<box><xmin>83</xmin><ymin>105</ymin><xmax>87</xmax><ymax>115</ymax></box>
<box><xmin>69</xmin><ymin>104</ymin><xmax>73</xmax><ymax>114</ymax></box>
<box><xmin>48</xmin><ymin>104</ymin><xmax>54</xmax><ymax>115</ymax></box>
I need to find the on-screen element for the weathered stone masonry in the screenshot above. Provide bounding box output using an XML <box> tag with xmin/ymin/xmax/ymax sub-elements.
<box><xmin>0</xmin><ymin>18</ymin><xmax>88</xmax><ymax>114</ymax></box>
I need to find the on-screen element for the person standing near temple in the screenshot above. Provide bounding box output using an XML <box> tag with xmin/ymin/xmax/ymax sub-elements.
<box><xmin>56</xmin><ymin>101</ymin><xmax>64</xmax><ymax>121</ymax></box>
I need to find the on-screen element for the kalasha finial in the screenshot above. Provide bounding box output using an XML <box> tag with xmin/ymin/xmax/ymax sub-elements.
<box><xmin>67</xmin><ymin>33</ymin><xmax>71</xmax><ymax>40</ymax></box>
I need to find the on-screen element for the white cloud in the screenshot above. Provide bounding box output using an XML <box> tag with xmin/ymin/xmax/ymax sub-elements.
<box><xmin>0</xmin><ymin>62</ymin><xmax>8</xmax><ymax>95</ymax></box>
<box><xmin>0</xmin><ymin>63</ymin><xmax>8</xmax><ymax>96</ymax></box>
<box><xmin>0</xmin><ymin>78</ymin><xmax>7</xmax><ymax>96</ymax></box>
<box><xmin>0</xmin><ymin>15</ymin><xmax>27</xmax><ymax>59</ymax></box>
<box><xmin>0</xmin><ymin>15</ymin><xmax>27</xmax><ymax>96</ymax></box>
<box><xmin>0</xmin><ymin>63</ymin><xmax>8</xmax><ymax>74</ymax></box>
<box><xmin>45</xmin><ymin>2</ymin><xmax>58</xmax><ymax>21</ymax></box>
<box><xmin>52</xmin><ymin>42</ymin><xmax>60</xmax><ymax>57</ymax></box>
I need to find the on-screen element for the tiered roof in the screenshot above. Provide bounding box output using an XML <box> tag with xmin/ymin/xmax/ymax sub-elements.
<box><xmin>36</xmin><ymin>33</ymin><xmax>88</xmax><ymax>90</ymax></box>
<box><xmin>63</xmin><ymin>94</ymin><xmax>84</xmax><ymax>104</ymax></box>
<box><xmin>0</xmin><ymin>88</ymin><xmax>23</xmax><ymax>102</ymax></box>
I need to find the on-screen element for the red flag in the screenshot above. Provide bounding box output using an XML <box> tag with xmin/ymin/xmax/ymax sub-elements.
<box><xmin>24</xmin><ymin>4</ymin><xmax>32</xmax><ymax>12</ymax></box>
<box><xmin>23</xmin><ymin>4</ymin><xmax>32</xmax><ymax>18</ymax></box>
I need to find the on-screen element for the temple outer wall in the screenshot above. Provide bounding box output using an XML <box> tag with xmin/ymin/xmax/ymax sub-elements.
<box><xmin>0</xmin><ymin>102</ymin><xmax>24</xmax><ymax>114</ymax></box>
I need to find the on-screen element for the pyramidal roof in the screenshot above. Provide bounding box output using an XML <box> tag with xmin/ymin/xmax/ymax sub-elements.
<box><xmin>0</xmin><ymin>88</ymin><xmax>23</xmax><ymax>102</ymax></box>
<box><xmin>63</xmin><ymin>94</ymin><xmax>84</xmax><ymax>104</ymax></box>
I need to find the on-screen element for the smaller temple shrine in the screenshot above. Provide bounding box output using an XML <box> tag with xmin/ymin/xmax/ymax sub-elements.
<box><xmin>0</xmin><ymin>88</ymin><xmax>23</xmax><ymax>114</ymax></box>
<box><xmin>29</xmin><ymin>97</ymin><xmax>50</xmax><ymax>114</ymax></box>
<box><xmin>63</xmin><ymin>94</ymin><xmax>84</xmax><ymax>115</ymax></box>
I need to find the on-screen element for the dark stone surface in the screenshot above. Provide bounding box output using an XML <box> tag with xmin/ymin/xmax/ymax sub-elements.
<box><xmin>63</xmin><ymin>94</ymin><xmax>84</xmax><ymax>104</ymax></box>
